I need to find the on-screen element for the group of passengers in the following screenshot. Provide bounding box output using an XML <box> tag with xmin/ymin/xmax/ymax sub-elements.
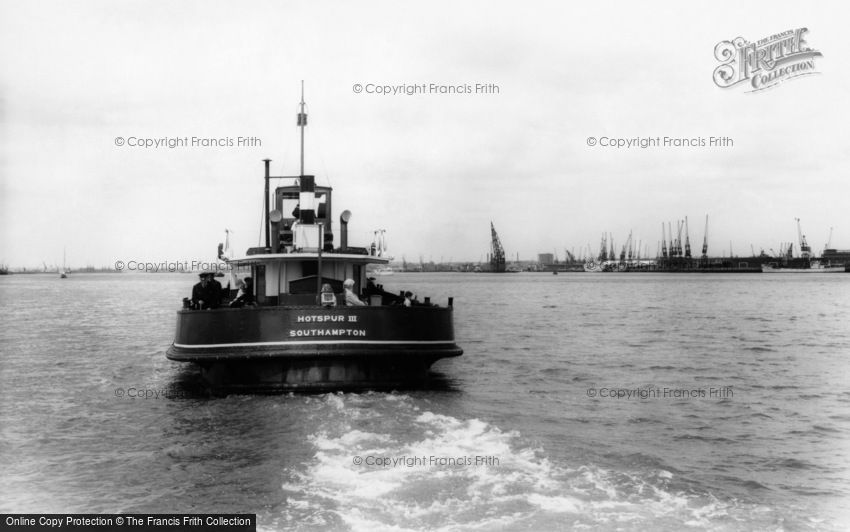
<box><xmin>188</xmin><ymin>272</ymin><xmax>255</xmax><ymax>310</ymax></box>
<box><xmin>189</xmin><ymin>272</ymin><xmax>419</xmax><ymax>310</ymax></box>
<box><xmin>323</xmin><ymin>278</ymin><xmax>417</xmax><ymax>308</ymax></box>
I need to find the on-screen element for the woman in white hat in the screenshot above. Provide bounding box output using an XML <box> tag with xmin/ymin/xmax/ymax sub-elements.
<box><xmin>343</xmin><ymin>278</ymin><xmax>365</xmax><ymax>306</ymax></box>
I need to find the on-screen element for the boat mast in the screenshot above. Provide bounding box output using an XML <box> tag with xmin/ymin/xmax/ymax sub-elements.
<box><xmin>264</xmin><ymin>159</ymin><xmax>271</xmax><ymax>250</ymax></box>
<box><xmin>295</xmin><ymin>82</ymin><xmax>322</xmax><ymax>295</ymax></box>
<box><xmin>298</xmin><ymin>80</ymin><xmax>307</xmax><ymax>177</ymax></box>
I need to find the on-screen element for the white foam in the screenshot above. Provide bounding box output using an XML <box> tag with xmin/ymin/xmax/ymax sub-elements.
<box><xmin>527</xmin><ymin>493</ymin><xmax>581</xmax><ymax>513</ymax></box>
<box><xmin>276</xmin><ymin>393</ymin><xmax>774</xmax><ymax>531</ymax></box>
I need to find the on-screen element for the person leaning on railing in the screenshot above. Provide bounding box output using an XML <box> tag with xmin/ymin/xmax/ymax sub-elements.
<box><xmin>229</xmin><ymin>277</ymin><xmax>257</xmax><ymax>308</ymax></box>
<box><xmin>191</xmin><ymin>272</ymin><xmax>222</xmax><ymax>310</ymax></box>
<box><xmin>343</xmin><ymin>279</ymin><xmax>365</xmax><ymax>306</ymax></box>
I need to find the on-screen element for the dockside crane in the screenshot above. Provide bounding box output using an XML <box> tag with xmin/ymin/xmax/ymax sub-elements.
<box><xmin>661</xmin><ymin>223</ymin><xmax>668</xmax><ymax>259</ymax></box>
<box><xmin>598</xmin><ymin>232</ymin><xmax>608</xmax><ymax>261</ymax></box>
<box><xmin>489</xmin><ymin>221</ymin><xmax>506</xmax><ymax>272</ymax></box>
<box><xmin>795</xmin><ymin>218</ymin><xmax>811</xmax><ymax>259</ymax></box>
<box><xmin>675</xmin><ymin>221</ymin><xmax>684</xmax><ymax>258</ymax></box>
<box><xmin>620</xmin><ymin>231</ymin><xmax>633</xmax><ymax>262</ymax></box>
<box><xmin>701</xmin><ymin>215</ymin><xmax>709</xmax><ymax>263</ymax></box>
<box><xmin>673</xmin><ymin>222</ymin><xmax>681</xmax><ymax>258</ymax></box>
<box><xmin>668</xmin><ymin>222</ymin><xmax>674</xmax><ymax>257</ymax></box>
<box><xmin>684</xmin><ymin>217</ymin><xmax>692</xmax><ymax>259</ymax></box>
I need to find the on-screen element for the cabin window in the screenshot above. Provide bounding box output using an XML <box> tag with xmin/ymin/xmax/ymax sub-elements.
<box><xmin>281</xmin><ymin>196</ymin><xmax>300</xmax><ymax>220</ymax></box>
<box><xmin>315</xmin><ymin>193</ymin><xmax>327</xmax><ymax>218</ymax></box>
<box><xmin>301</xmin><ymin>261</ymin><xmax>317</xmax><ymax>277</ymax></box>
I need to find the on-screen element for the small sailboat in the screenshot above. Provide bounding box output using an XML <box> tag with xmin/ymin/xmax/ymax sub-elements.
<box><xmin>60</xmin><ymin>248</ymin><xmax>68</xmax><ymax>278</ymax></box>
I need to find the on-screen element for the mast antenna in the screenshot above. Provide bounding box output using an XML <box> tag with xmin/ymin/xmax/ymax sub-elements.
<box><xmin>297</xmin><ymin>80</ymin><xmax>307</xmax><ymax>176</ymax></box>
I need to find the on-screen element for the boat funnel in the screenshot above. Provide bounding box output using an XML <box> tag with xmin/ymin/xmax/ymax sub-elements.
<box><xmin>340</xmin><ymin>210</ymin><xmax>352</xmax><ymax>249</ymax></box>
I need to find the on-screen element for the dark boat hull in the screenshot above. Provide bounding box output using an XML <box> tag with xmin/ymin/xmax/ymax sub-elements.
<box><xmin>166</xmin><ymin>306</ymin><xmax>462</xmax><ymax>392</ymax></box>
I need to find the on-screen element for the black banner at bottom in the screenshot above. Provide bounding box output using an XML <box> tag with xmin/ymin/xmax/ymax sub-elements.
<box><xmin>1</xmin><ymin>515</ymin><xmax>256</xmax><ymax>532</ymax></box>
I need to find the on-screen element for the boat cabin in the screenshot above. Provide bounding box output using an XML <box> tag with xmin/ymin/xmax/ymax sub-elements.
<box><xmin>225</xmin><ymin>170</ymin><xmax>389</xmax><ymax>307</ymax></box>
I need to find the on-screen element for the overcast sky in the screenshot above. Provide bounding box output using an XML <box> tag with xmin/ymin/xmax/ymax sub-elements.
<box><xmin>1</xmin><ymin>1</ymin><xmax>848</xmax><ymax>269</ymax></box>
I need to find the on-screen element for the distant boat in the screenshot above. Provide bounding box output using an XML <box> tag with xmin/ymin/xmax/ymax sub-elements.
<box><xmin>373</xmin><ymin>266</ymin><xmax>394</xmax><ymax>276</ymax></box>
<box><xmin>60</xmin><ymin>248</ymin><xmax>68</xmax><ymax>278</ymax></box>
<box><xmin>762</xmin><ymin>261</ymin><xmax>844</xmax><ymax>273</ymax></box>
<box><xmin>583</xmin><ymin>260</ymin><xmax>604</xmax><ymax>273</ymax></box>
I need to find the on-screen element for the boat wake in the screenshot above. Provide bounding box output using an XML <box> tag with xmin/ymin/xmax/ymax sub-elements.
<box><xmin>267</xmin><ymin>394</ymin><xmax>791</xmax><ymax>531</ymax></box>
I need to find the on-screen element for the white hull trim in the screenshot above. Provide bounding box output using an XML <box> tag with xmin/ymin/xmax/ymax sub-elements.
<box><xmin>174</xmin><ymin>339</ymin><xmax>457</xmax><ymax>349</ymax></box>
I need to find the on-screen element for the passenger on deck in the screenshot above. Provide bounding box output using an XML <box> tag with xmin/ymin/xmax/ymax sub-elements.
<box><xmin>365</xmin><ymin>277</ymin><xmax>378</xmax><ymax>295</ymax></box>
<box><xmin>211</xmin><ymin>274</ymin><xmax>224</xmax><ymax>303</ymax></box>
<box><xmin>343</xmin><ymin>279</ymin><xmax>365</xmax><ymax>306</ymax></box>
<box><xmin>191</xmin><ymin>272</ymin><xmax>222</xmax><ymax>310</ymax></box>
<box><xmin>320</xmin><ymin>283</ymin><xmax>337</xmax><ymax>307</ymax></box>
<box><xmin>229</xmin><ymin>277</ymin><xmax>256</xmax><ymax>308</ymax></box>
<box><xmin>403</xmin><ymin>291</ymin><xmax>414</xmax><ymax>307</ymax></box>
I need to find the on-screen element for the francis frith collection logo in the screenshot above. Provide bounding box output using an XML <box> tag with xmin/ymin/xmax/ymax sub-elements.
<box><xmin>713</xmin><ymin>28</ymin><xmax>822</xmax><ymax>92</ymax></box>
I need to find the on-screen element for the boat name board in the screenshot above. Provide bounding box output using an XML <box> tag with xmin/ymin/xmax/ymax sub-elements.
<box><xmin>291</xmin><ymin>313</ymin><xmax>366</xmax><ymax>337</ymax></box>
<box><xmin>290</xmin><ymin>328</ymin><xmax>368</xmax><ymax>337</ymax></box>
<box><xmin>296</xmin><ymin>314</ymin><xmax>358</xmax><ymax>323</ymax></box>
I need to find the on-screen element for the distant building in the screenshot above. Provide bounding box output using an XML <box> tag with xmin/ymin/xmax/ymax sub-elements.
<box><xmin>538</xmin><ymin>253</ymin><xmax>554</xmax><ymax>265</ymax></box>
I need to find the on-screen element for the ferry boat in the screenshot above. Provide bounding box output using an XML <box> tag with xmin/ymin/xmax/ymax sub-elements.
<box><xmin>166</xmin><ymin>87</ymin><xmax>462</xmax><ymax>392</ymax></box>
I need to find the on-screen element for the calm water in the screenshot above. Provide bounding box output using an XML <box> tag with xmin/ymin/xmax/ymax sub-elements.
<box><xmin>1</xmin><ymin>272</ymin><xmax>849</xmax><ymax>530</ymax></box>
